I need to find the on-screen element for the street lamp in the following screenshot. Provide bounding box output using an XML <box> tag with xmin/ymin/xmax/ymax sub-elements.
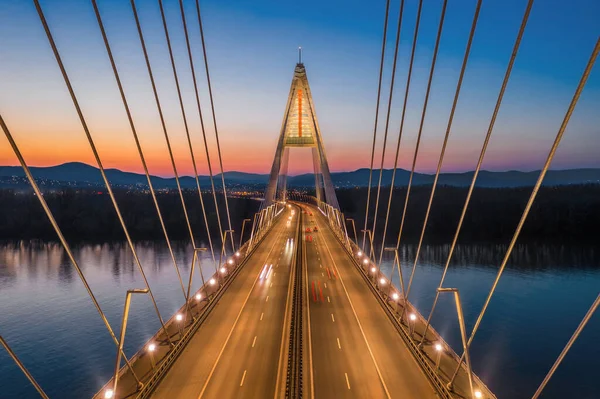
<box><xmin>437</xmin><ymin>288</ymin><xmax>475</xmax><ymax>398</ymax></box>
<box><xmin>239</xmin><ymin>218</ymin><xmax>252</xmax><ymax>248</ymax></box>
<box><xmin>175</xmin><ymin>313</ymin><xmax>184</xmax><ymax>340</ymax></box>
<box><xmin>360</xmin><ymin>229</ymin><xmax>375</xmax><ymax>259</ymax></box>
<box><xmin>186</xmin><ymin>247</ymin><xmax>207</xmax><ymax>319</ymax></box>
<box><xmin>434</xmin><ymin>342</ymin><xmax>443</xmax><ymax>371</ymax></box>
<box><xmin>110</xmin><ymin>288</ymin><xmax>149</xmax><ymax>398</ymax></box>
<box><xmin>147</xmin><ymin>343</ymin><xmax>157</xmax><ymax>369</ymax></box>
<box><xmin>409</xmin><ymin>313</ymin><xmax>417</xmax><ymax>336</ymax></box>
<box><xmin>346</xmin><ymin>218</ymin><xmax>358</xmax><ymax>244</ymax></box>
<box><xmin>384</xmin><ymin>247</ymin><xmax>406</xmax><ymax>304</ymax></box>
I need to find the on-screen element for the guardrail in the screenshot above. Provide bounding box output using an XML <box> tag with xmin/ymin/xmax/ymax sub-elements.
<box><xmin>93</xmin><ymin>208</ymin><xmax>284</xmax><ymax>399</ymax></box>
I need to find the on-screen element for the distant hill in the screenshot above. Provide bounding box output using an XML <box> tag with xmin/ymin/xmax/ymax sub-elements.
<box><xmin>0</xmin><ymin>162</ymin><xmax>599</xmax><ymax>190</ymax></box>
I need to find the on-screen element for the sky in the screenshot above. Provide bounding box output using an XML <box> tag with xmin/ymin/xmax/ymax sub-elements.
<box><xmin>0</xmin><ymin>0</ymin><xmax>598</xmax><ymax>177</ymax></box>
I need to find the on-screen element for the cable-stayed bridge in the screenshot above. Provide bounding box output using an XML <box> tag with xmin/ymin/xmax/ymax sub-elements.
<box><xmin>0</xmin><ymin>1</ymin><xmax>598</xmax><ymax>399</ymax></box>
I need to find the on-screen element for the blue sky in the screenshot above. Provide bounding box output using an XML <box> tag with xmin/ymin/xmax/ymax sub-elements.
<box><xmin>0</xmin><ymin>0</ymin><xmax>598</xmax><ymax>175</ymax></box>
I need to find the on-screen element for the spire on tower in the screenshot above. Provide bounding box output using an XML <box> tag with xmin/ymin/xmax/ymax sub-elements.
<box><xmin>298</xmin><ymin>46</ymin><xmax>302</xmax><ymax>64</ymax></box>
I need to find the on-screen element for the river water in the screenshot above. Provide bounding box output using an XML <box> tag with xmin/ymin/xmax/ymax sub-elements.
<box><xmin>0</xmin><ymin>241</ymin><xmax>598</xmax><ymax>399</ymax></box>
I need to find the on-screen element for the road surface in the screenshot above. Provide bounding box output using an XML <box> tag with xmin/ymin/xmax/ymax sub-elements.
<box><xmin>301</xmin><ymin>203</ymin><xmax>437</xmax><ymax>399</ymax></box>
<box><xmin>152</xmin><ymin>206</ymin><xmax>298</xmax><ymax>399</ymax></box>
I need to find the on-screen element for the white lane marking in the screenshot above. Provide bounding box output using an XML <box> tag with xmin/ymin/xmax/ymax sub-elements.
<box><xmin>303</xmin><ymin>217</ymin><xmax>315</xmax><ymax>399</ymax></box>
<box><xmin>197</xmin><ymin>222</ymin><xmax>286</xmax><ymax>399</ymax></box>
<box><xmin>319</xmin><ymin>264</ymin><xmax>322</xmax><ymax>268</ymax></box>
<box><xmin>266</xmin><ymin>295</ymin><xmax>269</xmax><ymax>302</ymax></box>
<box><xmin>240</xmin><ymin>370</ymin><xmax>247</xmax><ymax>386</ymax></box>
<box><xmin>337</xmin><ymin>337</ymin><xmax>341</xmax><ymax>349</ymax></box>
<box><xmin>327</xmin><ymin>296</ymin><xmax>330</xmax><ymax>303</ymax></box>
<box><xmin>324</xmin><ymin>283</ymin><xmax>327</xmax><ymax>289</ymax></box>
<box><xmin>260</xmin><ymin>313</ymin><xmax>264</xmax><ymax>321</ymax></box>
<box><xmin>252</xmin><ymin>336</ymin><xmax>257</xmax><ymax>348</ymax></box>
<box><xmin>322</xmin><ymin>272</ymin><xmax>324</xmax><ymax>277</ymax></box>
<box><xmin>274</xmin><ymin>272</ymin><xmax>276</xmax><ymax>276</ymax></box>
<box><xmin>345</xmin><ymin>373</ymin><xmax>351</xmax><ymax>389</ymax></box>
<box><xmin>270</xmin><ymin>282</ymin><xmax>273</xmax><ymax>288</ymax></box>
<box><xmin>320</xmin><ymin>223</ymin><xmax>392</xmax><ymax>399</ymax></box>
<box><xmin>331</xmin><ymin>314</ymin><xmax>335</xmax><ymax>322</ymax></box>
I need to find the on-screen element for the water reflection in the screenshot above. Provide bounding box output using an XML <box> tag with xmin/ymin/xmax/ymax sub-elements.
<box><xmin>0</xmin><ymin>241</ymin><xmax>599</xmax><ymax>399</ymax></box>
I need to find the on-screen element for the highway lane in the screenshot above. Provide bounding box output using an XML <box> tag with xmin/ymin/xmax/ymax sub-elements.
<box><xmin>198</xmin><ymin>206</ymin><xmax>298</xmax><ymax>398</ymax></box>
<box><xmin>302</xmin><ymin>204</ymin><xmax>438</xmax><ymax>399</ymax></box>
<box><xmin>303</xmin><ymin>207</ymin><xmax>389</xmax><ymax>398</ymax></box>
<box><xmin>152</xmin><ymin>207</ymin><xmax>298</xmax><ymax>399</ymax></box>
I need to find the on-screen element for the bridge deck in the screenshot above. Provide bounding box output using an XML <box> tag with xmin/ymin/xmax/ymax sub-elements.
<box><xmin>96</xmin><ymin>203</ymin><xmax>494</xmax><ymax>399</ymax></box>
<box><xmin>152</xmin><ymin>209</ymin><xmax>296</xmax><ymax>398</ymax></box>
<box><xmin>302</xmin><ymin>203</ymin><xmax>437</xmax><ymax>398</ymax></box>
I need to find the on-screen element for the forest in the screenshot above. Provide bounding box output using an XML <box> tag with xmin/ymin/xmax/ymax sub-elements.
<box><xmin>0</xmin><ymin>184</ymin><xmax>598</xmax><ymax>245</ymax></box>
<box><xmin>336</xmin><ymin>184</ymin><xmax>600</xmax><ymax>245</ymax></box>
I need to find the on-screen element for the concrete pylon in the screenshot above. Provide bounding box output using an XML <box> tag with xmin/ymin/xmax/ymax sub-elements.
<box><xmin>263</xmin><ymin>60</ymin><xmax>340</xmax><ymax>211</ymax></box>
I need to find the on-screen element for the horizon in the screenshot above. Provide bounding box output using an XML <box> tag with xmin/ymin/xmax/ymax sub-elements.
<box><xmin>1</xmin><ymin>0</ymin><xmax>599</xmax><ymax>176</ymax></box>
<box><xmin>1</xmin><ymin>160</ymin><xmax>598</xmax><ymax>179</ymax></box>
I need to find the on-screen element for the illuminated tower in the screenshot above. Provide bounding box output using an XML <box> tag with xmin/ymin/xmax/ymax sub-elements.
<box><xmin>263</xmin><ymin>51</ymin><xmax>340</xmax><ymax>210</ymax></box>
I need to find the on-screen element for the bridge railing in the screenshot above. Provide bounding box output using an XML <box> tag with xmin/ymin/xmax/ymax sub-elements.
<box><xmin>93</xmin><ymin>204</ymin><xmax>284</xmax><ymax>399</ymax></box>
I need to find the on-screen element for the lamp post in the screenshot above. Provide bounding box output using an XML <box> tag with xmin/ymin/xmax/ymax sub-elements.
<box><xmin>186</xmin><ymin>247</ymin><xmax>207</xmax><ymax>315</ymax></box>
<box><xmin>346</xmin><ymin>218</ymin><xmax>358</xmax><ymax>245</ymax></box>
<box><xmin>361</xmin><ymin>229</ymin><xmax>375</xmax><ymax>260</ymax></box>
<box><xmin>218</xmin><ymin>229</ymin><xmax>235</xmax><ymax>278</ymax></box>
<box><xmin>437</xmin><ymin>288</ymin><xmax>475</xmax><ymax>398</ymax></box>
<box><xmin>109</xmin><ymin>288</ymin><xmax>149</xmax><ymax>398</ymax></box>
<box><xmin>239</xmin><ymin>218</ymin><xmax>251</xmax><ymax>248</ymax></box>
<box><xmin>408</xmin><ymin>313</ymin><xmax>417</xmax><ymax>336</ymax></box>
<box><xmin>147</xmin><ymin>343</ymin><xmax>157</xmax><ymax>370</ymax></box>
<box><xmin>384</xmin><ymin>247</ymin><xmax>406</xmax><ymax>304</ymax></box>
<box><xmin>248</xmin><ymin>212</ymin><xmax>259</xmax><ymax>250</ymax></box>
<box><xmin>434</xmin><ymin>342</ymin><xmax>443</xmax><ymax>371</ymax></box>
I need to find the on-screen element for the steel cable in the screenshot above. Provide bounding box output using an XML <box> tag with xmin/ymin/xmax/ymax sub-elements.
<box><xmin>1</xmin><ymin>111</ymin><xmax>142</xmax><ymax>385</ymax></box>
<box><xmin>156</xmin><ymin>0</ymin><xmax>219</xmax><ymax>274</ymax></box>
<box><xmin>416</xmin><ymin>0</ymin><xmax>483</xmax><ymax>347</ymax></box>
<box><xmin>370</xmin><ymin>0</ymin><xmax>406</xmax><ymax>261</ymax></box>
<box><xmin>450</xmin><ymin>32</ymin><xmax>598</xmax><ymax>386</ymax></box>
<box><xmin>129</xmin><ymin>0</ymin><xmax>200</xmax><ymax>268</ymax></box>
<box><xmin>34</xmin><ymin>0</ymin><xmax>172</xmax><ymax>345</ymax></box>
<box><xmin>390</xmin><ymin>0</ymin><xmax>447</xmax><ymax>296</ymax></box>
<box><xmin>177</xmin><ymin>0</ymin><xmax>225</xmax><ymax>255</ymax></box>
<box><xmin>194</xmin><ymin>0</ymin><xmax>235</xmax><ymax>251</ymax></box>
<box><xmin>361</xmin><ymin>0</ymin><xmax>391</xmax><ymax>251</ymax></box>
<box><xmin>381</xmin><ymin>0</ymin><xmax>423</xmax><ymax>266</ymax></box>
<box><xmin>90</xmin><ymin>0</ymin><xmax>187</xmax><ymax>301</ymax></box>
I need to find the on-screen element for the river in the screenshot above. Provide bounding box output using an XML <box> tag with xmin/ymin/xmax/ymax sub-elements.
<box><xmin>0</xmin><ymin>241</ymin><xmax>598</xmax><ymax>399</ymax></box>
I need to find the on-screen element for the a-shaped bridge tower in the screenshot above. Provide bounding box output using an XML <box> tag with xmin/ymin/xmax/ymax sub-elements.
<box><xmin>263</xmin><ymin>54</ymin><xmax>340</xmax><ymax>210</ymax></box>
